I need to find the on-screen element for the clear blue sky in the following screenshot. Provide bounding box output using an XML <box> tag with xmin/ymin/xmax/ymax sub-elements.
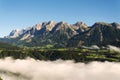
<box><xmin>0</xmin><ymin>0</ymin><xmax>120</xmax><ymax>37</ymax></box>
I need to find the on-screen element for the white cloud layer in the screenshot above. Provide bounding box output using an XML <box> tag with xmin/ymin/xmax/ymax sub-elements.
<box><xmin>0</xmin><ymin>57</ymin><xmax>120</xmax><ymax>80</ymax></box>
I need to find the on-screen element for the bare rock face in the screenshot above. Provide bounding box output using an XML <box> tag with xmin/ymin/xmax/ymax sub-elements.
<box><xmin>45</xmin><ymin>21</ymin><xmax>56</xmax><ymax>31</ymax></box>
<box><xmin>72</xmin><ymin>21</ymin><xmax>89</xmax><ymax>32</ymax></box>
<box><xmin>34</xmin><ymin>21</ymin><xmax>56</xmax><ymax>31</ymax></box>
<box><xmin>34</xmin><ymin>23</ymin><xmax>42</xmax><ymax>30</ymax></box>
<box><xmin>68</xmin><ymin>22</ymin><xmax>120</xmax><ymax>47</ymax></box>
<box><xmin>6</xmin><ymin>29</ymin><xmax>26</xmax><ymax>38</ymax></box>
<box><xmin>7</xmin><ymin>21</ymin><xmax>89</xmax><ymax>40</ymax></box>
<box><xmin>73</xmin><ymin>22</ymin><xmax>88</xmax><ymax>29</ymax></box>
<box><xmin>111</xmin><ymin>22</ymin><xmax>120</xmax><ymax>29</ymax></box>
<box><xmin>2</xmin><ymin>21</ymin><xmax>120</xmax><ymax>47</ymax></box>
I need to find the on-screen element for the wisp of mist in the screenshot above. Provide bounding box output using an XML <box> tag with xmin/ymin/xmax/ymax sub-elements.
<box><xmin>108</xmin><ymin>45</ymin><xmax>120</xmax><ymax>53</ymax></box>
<box><xmin>0</xmin><ymin>57</ymin><xmax>120</xmax><ymax>80</ymax></box>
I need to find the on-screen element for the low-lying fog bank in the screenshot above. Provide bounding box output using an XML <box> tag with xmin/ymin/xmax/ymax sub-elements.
<box><xmin>0</xmin><ymin>57</ymin><xmax>120</xmax><ymax>80</ymax></box>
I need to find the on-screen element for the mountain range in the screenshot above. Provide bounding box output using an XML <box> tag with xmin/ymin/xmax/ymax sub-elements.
<box><xmin>0</xmin><ymin>21</ymin><xmax>120</xmax><ymax>48</ymax></box>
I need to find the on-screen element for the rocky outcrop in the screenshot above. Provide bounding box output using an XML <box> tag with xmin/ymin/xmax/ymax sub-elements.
<box><xmin>1</xmin><ymin>21</ymin><xmax>120</xmax><ymax>47</ymax></box>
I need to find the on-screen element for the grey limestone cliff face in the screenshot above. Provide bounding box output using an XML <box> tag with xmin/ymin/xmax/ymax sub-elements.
<box><xmin>1</xmin><ymin>21</ymin><xmax>120</xmax><ymax>47</ymax></box>
<box><xmin>68</xmin><ymin>22</ymin><xmax>120</xmax><ymax>47</ymax></box>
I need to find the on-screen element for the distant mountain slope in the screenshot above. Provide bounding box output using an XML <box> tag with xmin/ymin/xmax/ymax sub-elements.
<box><xmin>0</xmin><ymin>21</ymin><xmax>120</xmax><ymax>48</ymax></box>
<box><xmin>0</xmin><ymin>41</ymin><xmax>18</xmax><ymax>49</ymax></box>
<box><xmin>68</xmin><ymin>22</ymin><xmax>120</xmax><ymax>47</ymax></box>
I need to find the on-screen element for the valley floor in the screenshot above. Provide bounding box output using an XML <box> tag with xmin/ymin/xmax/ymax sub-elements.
<box><xmin>0</xmin><ymin>48</ymin><xmax>120</xmax><ymax>62</ymax></box>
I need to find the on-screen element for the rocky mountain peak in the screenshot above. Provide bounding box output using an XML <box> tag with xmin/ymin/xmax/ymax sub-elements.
<box><xmin>56</xmin><ymin>21</ymin><xmax>68</xmax><ymax>25</ymax></box>
<box><xmin>48</xmin><ymin>21</ymin><xmax>55</xmax><ymax>24</ymax></box>
<box><xmin>45</xmin><ymin>21</ymin><xmax>56</xmax><ymax>31</ymax></box>
<box><xmin>75</xmin><ymin>21</ymin><xmax>88</xmax><ymax>28</ymax></box>
<box><xmin>93</xmin><ymin>22</ymin><xmax>112</xmax><ymax>27</ymax></box>
<box><xmin>52</xmin><ymin>21</ymin><xmax>69</xmax><ymax>32</ymax></box>
<box><xmin>34</xmin><ymin>23</ymin><xmax>42</xmax><ymax>30</ymax></box>
<box><xmin>111</xmin><ymin>22</ymin><xmax>120</xmax><ymax>26</ymax></box>
<box><xmin>6</xmin><ymin>29</ymin><xmax>22</xmax><ymax>38</ymax></box>
<box><xmin>71</xmin><ymin>22</ymin><xmax>88</xmax><ymax>32</ymax></box>
<box><xmin>3</xmin><ymin>21</ymin><xmax>120</xmax><ymax>48</ymax></box>
<box><xmin>111</xmin><ymin>22</ymin><xmax>120</xmax><ymax>29</ymax></box>
<box><xmin>74</xmin><ymin>21</ymin><xmax>84</xmax><ymax>26</ymax></box>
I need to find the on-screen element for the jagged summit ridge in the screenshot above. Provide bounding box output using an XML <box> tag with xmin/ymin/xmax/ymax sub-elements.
<box><xmin>6</xmin><ymin>21</ymin><xmax>88</xmax><ymax>40</ymax></box>
<box><xmin>2</xmin><ymin>21</ymin><xmax>120</xmax><ymax>47</ymax></box>
<box><xmin>6</xmin><ymin>29</ymin><xmax>26</xmax><ymax>38</ymax></box>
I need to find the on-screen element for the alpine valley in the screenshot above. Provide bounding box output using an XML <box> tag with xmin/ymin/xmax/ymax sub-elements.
<box><xmin>0</xmin><ymin>21</ymin><xmax>120</xmax><ymax>48</ymax></box>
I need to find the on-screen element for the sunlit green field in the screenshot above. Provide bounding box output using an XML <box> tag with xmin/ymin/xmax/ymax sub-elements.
<box><xmin>0</xmin><ymin>48</ymin><xmax>120</xmax><ymax>62</ymax></box>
